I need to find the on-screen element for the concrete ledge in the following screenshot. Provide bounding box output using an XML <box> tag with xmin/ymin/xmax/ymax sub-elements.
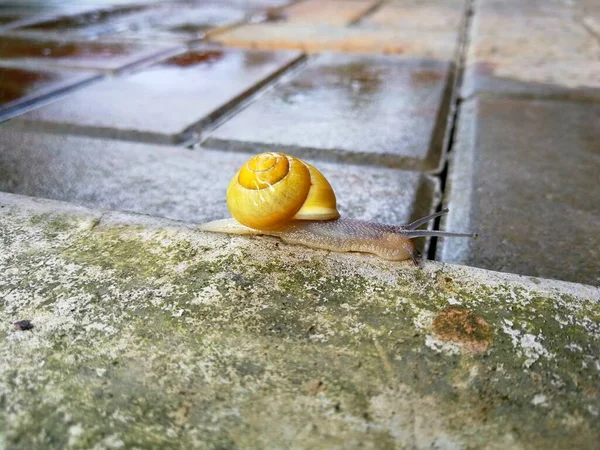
<box><xmin>1</xmin><ymin>193</ymin><xmax>599</xmax><ymax>448</ymax></box>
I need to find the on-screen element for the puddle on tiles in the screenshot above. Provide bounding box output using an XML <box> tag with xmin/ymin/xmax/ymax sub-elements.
<box><xmin>161</xmin><ymin>50</ymin><xmax>225</xmax><ymax>68</ymax></box>
<box><xmin>159</xmin><ymin>49</ymin><xmax>285</xmax><ymax>72</ymax></box>
<box><xmin>126</xmin><ymin>4</ymin><xmax>247</xmax><ymax>39</ymax></box>
<box><xmin>0</xmin><ymin>66</ymin><xmax>71</xmax><ymax>106</ymax></box>
<box><xmin>0</xmin><ymin>36</ymin><xmax>141</xmax><ymax>60</ymax></box>
<box><xmin>168</xmin><ymin>23</ymin><xmax>214</xmax><ymax>35</ymax></box>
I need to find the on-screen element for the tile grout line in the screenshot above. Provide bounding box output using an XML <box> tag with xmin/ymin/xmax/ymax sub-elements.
<box><xmin>348</xmin><ymin>0</ymin><xmax>386</xmax><ymax>26</ymax></box>
<box><xmin>428</xmin><ymin>0</ymin><xmax>475</xmax><ymax>261</ymax></box>
<box><xmin>189</xmin><ymin>53</ymin><xmax>310</xmax><ymax>148</ymax></box>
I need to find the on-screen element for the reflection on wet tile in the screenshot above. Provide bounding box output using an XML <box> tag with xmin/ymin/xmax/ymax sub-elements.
<box><xmin>11</xmin><ymin>47</ymin><xmax>303</xmax><ymax>144</ymax></box>
<box><xmin>0</xmin><ymin>4</ymin><xmax>100</xmax><ymax>16</ymax></box>
<box><xmin>205</xmin><ymin>53</ymin><xmax>452</xmax><ymax>171</ymax></box>
<box><xmin>114</xmin><ymin>3</ymin><xmax>248</xmax><ymax>41</ymax></box>
<box><xmin>0</xmin><ymin>66</ymin><xmax>98</xmax><ymax>118</ymax></box>
<box><xmin>161</xmin><ymin>50</ymin><xmax>225</xmax><ymax>68</ymax></box>
<box><xmin>15</xmin><ymin>4</ymin><xmax>147</xmax><ymax>32</ymax></box>
<box><xmin>0</xmin><ymin>35</ymin><xmax>181</xmax><ymax>72</ymax></box>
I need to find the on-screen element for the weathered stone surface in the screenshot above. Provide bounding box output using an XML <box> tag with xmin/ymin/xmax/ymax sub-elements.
<box><xmin>0</xmin><ymin>65</ymin><xmax>99</xmax><ymax>120</ymax></box>
<box><xmin>0</xmin><ymin>129</ymin><xmax>439</xmax><ymax>236</ymax></box>
<box><xmin>280</xmin><ymin>0</ymin><xmax>376</xmax><ymax>25</ymax></box>
<box><xmin>363</xmin><ymin>0</ymin><xmax>466</xmax><ymax>33</ymax></box>
<box><xmin>439</xmin><ymin>97</ymin><xmax>600</xmax><ymax>286</ymax></box>
<box><xmin>0</xmin><ymin>34</ymin><xmax>182</xmax><ymax>73</ymax></box>
<box><xmin>0</xmin><ymin>192</ymin><xmax>599</xmax><ymax>449</ymax></box>
<box><xmin>9</xmin><ymin>47</ymin><xmax>303</xmax><ymax>144</ymax></box>
<box><xmin>463</xmin><ymin>1</ymin><xmax>600</xmax><ymax>99</ymax></box>
<box><xmin>212</xmin><ymin>23</ymin><xmax>459</xmax><ymax>58</ymax></box>
<box><xmin>206</xmin><ymin>53</ymin><xmax>453</xmax><ymax>171</ymax></box>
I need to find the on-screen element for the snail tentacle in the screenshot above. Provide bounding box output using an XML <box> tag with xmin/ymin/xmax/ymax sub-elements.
<box><xmin>400</xmin><ymin>230</ymin><xmax>479</xmax><ymax>239</ymax></box>
<box><xmin>404</xmin><ymin>208</ymin><xmax>449</xmax><ymax>230</ymax></box>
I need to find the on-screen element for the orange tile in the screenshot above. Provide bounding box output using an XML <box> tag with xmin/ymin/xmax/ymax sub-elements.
<box><xmin>213</xmin><ymin>23</ymin><xmax>458</xmax><ymax>59</ymax></box>
<box><xmin>366</xmin><ymin>2</ymin><xmax>465</xmax><ymax>33</ymax></box>
<box><xmin>282</xmin><ymin>0</ymin><xmax>375</xmax><ymax>25</ymax></box>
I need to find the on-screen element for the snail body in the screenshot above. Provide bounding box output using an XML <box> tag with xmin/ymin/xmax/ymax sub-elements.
<box><xmin>200</xmin><ymin>152</ymin><xmax>476</xmax><ymax>262</ymax></box>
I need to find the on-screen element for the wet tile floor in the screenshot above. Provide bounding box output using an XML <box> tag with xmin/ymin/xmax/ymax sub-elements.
<box><xmin>11</xmin><ymin>4</ymin><xmax>153</xmax><ymax>37</ymax></box>
<box><xmin>8</xmin><ymin>47</ymin><xmax>302</xmax><ymax>143</ymax></box>
<box><xmin>205</xmin><ymin>53</ymin><xmax>453</xmax><ymax>171</ymax></box>
<box><xmin>0</xmin><ymin>65</ymin><xmax>99</xmax><ymax>117</ymax></box>
<box><xmin>0</xmin><ymin>34</ymin><xmax>182</xmax><ymax>72</ymax></box>
<box><xmin>0</xmin><ymin>0</ymin><xmax>598</xmax><ymax>285</ymax></box>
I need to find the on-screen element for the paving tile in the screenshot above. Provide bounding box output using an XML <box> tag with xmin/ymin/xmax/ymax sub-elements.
<box><xmin>0</xmin><ymin>129</ymin><xmax>439</xmax><ymax>235</ymax></box>
<box><xmin>463</xmin><ymin>4</ymin><xmax>600</xmax><ymax>99</ymax></box>
<box><xmin>0</xmin><ymin>35</ymin><xmax>182</xmax><ymax>73</ymax></box>
<box><xmin>10</xmin><ymin>47</ymin><xmax>303</xmax><ymax>144</ymax></box>
<box><xmin>363</xmin><ymin>0</ymin><xmax>466</xmax><ymax>33</ymax></box>
<box><xmin>111</xmin><ymin>3</ymin><xmax>249</xmax><ymax>42</ymax></box>
<box><xmin>0</xmin><ymin>12</ymin><xmax>33</xmax><ymax>29</ymax></box>
<box><xmin>0</xmin><ymin>4</ymin><xmax>102</xmax><ymax>16</ymax></box>
<box><xmin>476</xmin><ymin>0</ymin><xmax>574</xmax><ymax>17</ymax></box>
<box><xmin>212</xmin><ymin>22</ymin><xmax>459</xmax><ymax>58</ymax></box>
<box><xmin>439</xmin><ymin>97</ymin><xmax>600</xmax><ymax>286</ymax></box>
<box><xmin>0</xmin><ymin>66</ymin><xmax>99</xmax><ymax>120</ymax></box>
<box><xmin>280</xmin><ymin>0</ymin><xmax>376</xmax><ymax>25</ymax></box>
<box><xmin>205</xmin><ymin>53</ymin><xmax>453</xmax><ymax>171</ymax></box>
<box><xmin>10</xmin><ymin>4</ymin><xmax>157</xmax><ymax>38</ymax></box>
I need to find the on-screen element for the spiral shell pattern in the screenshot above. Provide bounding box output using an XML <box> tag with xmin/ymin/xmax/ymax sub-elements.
<box><xmin>226</xmin><ymin>152</ymin><xmax>340</xmax><ymax>230</ymax></box>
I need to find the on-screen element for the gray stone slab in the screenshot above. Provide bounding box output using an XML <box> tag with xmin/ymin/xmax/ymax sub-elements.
<box><xmin>463</xmin><ymin>2</ymin><xmax>600</xmax><ymax>100</ymax></box>
<box><xmin>361</xmin><ymin>0</ymin><xmax>466</xmax><ymax>33</ymax></box>
<box><xmin>0</xmin><ymin>129</ymin><xmax>439</xmax><ymax>250</ymax></box>
<box><xmin>476</xmin><ymin>0</ymin><xmax>575</xmax><ymax>17</ymax></box>
<box><xmin>462</xmin><ymin>62</ymin><xmax>600</xmax><ymax>102</ymax></box>
<box><xmin>9</xmin><ymin>47</ymin><xmax>303</xmax><ymax>144</ymax></box>
<box><xmin>0</xmin><ymin>192</ymin><xmax>599</xmax><ymax>449</ymax></box>
<box><xmin>110</xmin><ymin>3</ymin><xmax>252</xmax><ymax>42</ymax></box>
<box><xmin>0</xmin><ymin>65</ymin><xmax>100</xmax><ymax>121</ymax></box>
<box><xmin>439</xmin><ymin>97</ymin><xmax>600</xmax><ymax>286</ymax></box>
<box><xmin>0</xmin><ymin>34</ymin><xmax>183</xmax><ymax>73</ymax></box>
<box><xmin>205</xmin><ymin>53</ymin><xmax>453</xmax><ymax>171</ymax></box>
<box><xmin>0</xmin><ymin>6</ymin><xmax>102</xmax><ymax>33</ymax></box>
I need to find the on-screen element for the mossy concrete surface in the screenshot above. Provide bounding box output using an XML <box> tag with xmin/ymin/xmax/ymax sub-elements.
<box><xmin>0</xmin><ymin>193</ymin><xmax>598</xmax><ymax>449</ymax></box>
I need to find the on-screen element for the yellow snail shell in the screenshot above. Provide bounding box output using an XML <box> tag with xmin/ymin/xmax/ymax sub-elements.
<box><xmin>226</xmin><ymin>152</ymin><xmax>339</xmax><ymax>230</ymax></box>
<box><xmin>200</xmin><ymin>152</ymin><xmax>477</xmax><ymax>262</ymax></box>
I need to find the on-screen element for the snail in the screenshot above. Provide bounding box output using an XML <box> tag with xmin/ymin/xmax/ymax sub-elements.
<box><xmin>199</xmin><ymin>152</ymin><xmax>477</xmax><ymax>263</ymax></box>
